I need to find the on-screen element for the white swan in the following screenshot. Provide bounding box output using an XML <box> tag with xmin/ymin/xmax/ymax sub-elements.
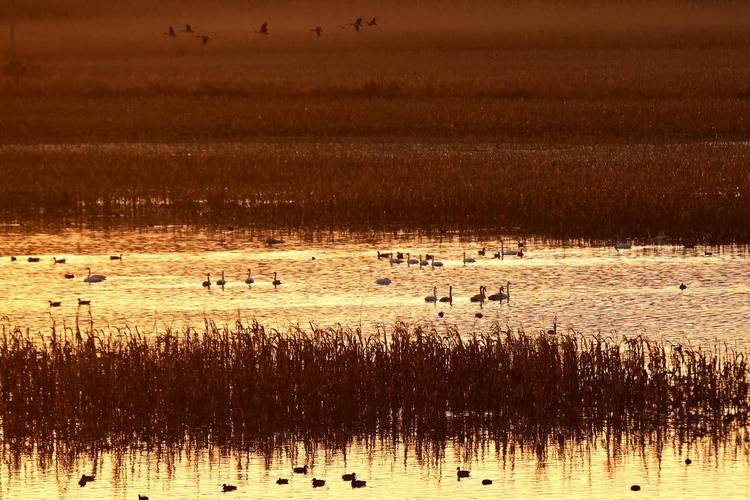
<box><xmin>217</xmin><ymin>271</ymin><xmax>227</xmax><ymax>286</ymax></box>
<box><xmin>439</xmin><ymin>286</ymin><xmax>453</xmax><ymax>303</ymax></box>
<box><xmin>424</xmin><ymin>286</ymin><xmax>438</xmax><ymax>303</ymax></box>
<box><xmin>83</xmin><ymin>267</ymin><xmax>106</xmax><ymax>283</ymax></box>
<box><xmin>463</xmin><ymin>251</ymin><xmax>476</xmax><ymax>264</ymax></box>
<box><xmin>376</xmin><ymin>278</ymin><xmax>391</xmax><ymax>285</ymax></box>
<box><xmin>470</xmin><ymin>286</ymin><xmax>486</xmax><ymax>303</ymax></box>
<box><xmin>245</xmin><ymin>268</ymin><xmax>254</xmax><ymax>285</ymax></box>
<box><xmin>202</xmin><ymin>273</ymin><xmax>211</xmax><ymax>288</ymax></box>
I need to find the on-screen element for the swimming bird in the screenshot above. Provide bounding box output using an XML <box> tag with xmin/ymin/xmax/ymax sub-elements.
<box><xmin>222</xmin><ymin>483</ymin><xmax>237</xmax><ymax>492</ymax></box>
<box><xmin>685</xmin><ymin>458</ymin><xmax>692</xmax><ymax>465</ymax></box>
<box><xmin>183</xmin><ymin>24</ymin><xmax>194</xmax><ymax>33</ymax></box>
<box><xmin>64</xmin><ymin>272</ymin><xmax>75</xmax><ymax>279</ymax></box>
<box><xmin>217</xmin><ymin>271</ymin><xmax>227</xmax><ymax>287</ymax></box>
<box><xmin>28</xmin><ymin>257</ymin><xmax>40</xmax><ymax>262</ymax></box>
<box><xmin>488</xmin><ymin>282</ymin><xmax>510</xmax><ymax>301</ymax></box>
<box><xmin>266</xmin><ymin>237</ymin><xmax>284</xmax><ymax>245</ymax></box>
<box><xmin>377</xmin><ymin>251</ymin><xmax>392</xmax><ymax>259</ymax></box>
<box><xmin>425</xmin><ymin>286</ymin><xmax>438</xmax><ymax>303</ymax></box>
<box><xmin>48</xmin><ymin>301</ymin><xmax>61</xmax><ymax>307</ymax></box>
<box><xmin>389</xmin><ymin>255</ymin><xmax>403</xmax><ymax>265</ymax></box>
<box><xmin>475</xmin><ymin>312</ymin><xmax>483</xmax><ymax>318</ymax></box>
<box><xmin>196</xmin><ymin>35</ymin><xmax>210</xmax><ymax>44</ymax></box>
<box><xmin>78</xmin><ymin>474</ymin><xmax>95</xmax><ymax>487</ymax></box>
<box><xmin>470</xmin><ymin>286</ymin><xmax>486</xmax><ymax>303</ymax></box>
<box><xmin>438</xmin><ymin>311</ymin><xmax>445</xmax><ymax>318</ymax></box>
<box><xmin>342</xmin><ymin>472</ymin><xmax>356</xmax><ymax>481</ymax></box>
<box><xmin>78</xmin><ymin>298</ymin><xmax>91</xmax><ymax>306</ymax></box>
<box><xmin>431</xmin><ymin>256</ymin><xmax>444</xmax><ymax>268</ymax></box>
<box><xmin>276</xmin><ymin>478</ymin><xmax>289</xmax><ymax>484</ymax></box>
<box><xmin>630</xmin><ymin>485</ymin><xmax>641</xmax><ymax>491</ymax></box>
<box><xmin>407</xmin><ymin>253</ymin><xmax>419</xmax><ymax>265</ymax></box>
<box><xmin>164</xmin><ymin>26</ymin><xmax>177</xmax><ymax>37</ymax></box>
<box><xmin>53</xmin><ymin>257</ymin><xmax>66</xmax><ymax>264</ymax></box>
<box><xmin>376</xmin><ymin>277</ymin><xmax>391</xmax><ymax>285</ymax></box>
<box><xmin>368</xmin><ymin>17</ymin><xmax>377</xmax><ymax>26</ymax></box>
<box><xmin>396</xmin><ymin>251</ymin><xmax>404</xmax><ymax>260</ymax></box>
<box><xmin>138</xmin><ymin>495</ymin><xmax>149</xmax><ymax>500</ymax></box>
<box><xmin>419</xmin><ymin>255</ymin><xmax>430</xmax><ymax>267</ymax></box>
<box><xmin>350</xmin><ymin>18</ymin><xmax>364</xmax><ymax>31</ymax></box>
<box><xmin>312</xmin><ymin>478</ymin><xmax>326</xmax><ymax>487</ymax></box>
<box><xmin>272</xmin><ymin>272</ymin><xmax>281</xmax><ymax>287</ymax></box>
<box><xmin>351</xmin><ymin>478</ymin><xmax>367</xmax><ymax>488</ymax></box>
<box><xmin>615</xmin><ymin>242</ymin><xmax>632</xmax><ymax>251</ymax></box>
<box><xmin>10</xmin><ymin>256</ymin><xmax>16</xmax><ymax>261</ymax></box>
<box><xmin>255</xmin><ymin>22</ymin><xmax>269</xmax><ymax>35</ymax></box>
<box><xmin>202</xmin><ymin>273</ymin><xmax>211</xmax><ymax>288</ymax></box>
<box><xmin>83</xmin><ymin>268</ymin><xmax>106</xmax><ymax>283</ymax></box>
<box><xmin>679</xmin><ymin>282</ymin><xmax>687</xmax><ymax>290</ymax></box>
<box><xmin>457</xmin><ymin>467</ymin><xmax>470</xmax><ymax>478</ymax></box>
<box><xmin>482</xmin><ymin>479</ymin><xmax>492</xmax><ymax>485</ymax></box>
<box><xmin>439</xmin><ymin>286</ymin><xmax>453</xmax><ymax>303</ymax></box>
<box><xmin>293</xmin><ymin>465</ymin><xmax>308</xmax><ymax>474</ymax></box>
<box><xmin>463</xmin><ymin>251</ymin><xmax>475</xmax><ymax>264</ymax></box>
<box><xmin>424</xmin><ymin>253</ymin><xmax>434</xmax><ymax>260</ymax></box>
<box><xmin>478</xmin><ymin>247</ymin><xmax>486</xmax><ymax>256</ymax></box>
<box><xmin>245</xmin><ymin>268</ymin><xmax>254</xmax><ymax>284</ymax></box>
<box><xmin>311</xmin><ymin>26</ymin><xmax>323</xmax><ymax>37</ymax></box>
<box><xmin>110</xmin><ymin>254</ymin><xmax>122</xmax><ymax>260</ymax></box>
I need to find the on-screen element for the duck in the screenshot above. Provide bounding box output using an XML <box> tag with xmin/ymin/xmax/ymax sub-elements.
<box><xmin>463</xmin><ymin>251</ymin><xmax>476</xmax><ymax>264</ymax></box>
<box><xmin>78</xmin><ymin>474</ymin><xmax>95</xmax><ymax>487</ymax></box>
<box><xmin>222</xmin><ymin>483</ymin><xmax>237</xmax><ymax>492</ymax></box>
<box><xmin>202</xmin><ymin>273</ymin><xmax>211</xmax><ymax>288</ymax></box>
<box><xmin>217</xmin><ymin>271</ymin><xmax>227</xmax><ymax>287</ymax></box>
<box><xmin>457</xmin><ymin>467</ymin><xmax>470</xmax><ymax>478</ymax></box>
<box><xmin>276</xmin><ymin>478</ymin><xmax>289</xmax><ymax>485</ymax></box>
<box><xmin>475</xmin><ymin>312</ymin><xmax>484</xmax><ymax>319</ymax></box>
<box><xmin>439</xmin><ymin>286</ymin><xmax>453</xmax><ymax>303</ymax></box>
<box><xmin>64</xmin><ymin>272</ymin><xmax>75</xmax><ymax>279</ymax></box>
<box><xmin>10</xmin><ymin>256</ymin><xmax>16</xmax><ymax>261</ymax></box>
<box><xmin>77</xmin><ymin>298</ymin><xmax>91</xmax><ymax>306</ymax></box>
<box><xmin>48</xmin><ymin>301</ymin><xmax>61</xmax><ymax>307</ymax></box>
<box><xmin>83</xmin><ymin>268</ymin><xmax>106</xmax><ymax>283</ymax></box>
<box><xmin>396</xmin><ymin>251</ymin><xmax>405</xmax><ymax>260</ymax></box>
<box><xmin>272</xmin><ymin>272</ymin><xmax>282</xmax><ymax>286</ymax></box>
<box><xmin>312</xmin><ymin>478</ymin><xmax>326</xmax><ymax>487</ymax></box>
<box><xmin>244</xmin><ymin>268</ymin><xmax>254</xmax><ymax>285</ymax></box>
<box><xmin>351</xmin><ymin>478</ymin><xmax>367</xmax><ymax>488</ymax></box>
<box><xmin>53</xmin><ymin>257</ymin><xmax>66</xmax><ymax>264</ymax></box>
<box><xmin>138</xmin><ymin>495</ymin><xmax>149</xmax><ymax>500</ymax></box>
<box><xmin>28</xmin><ymin>257</ymin><xmax>40</xmax><ymax>263</ymax></box>
<box><xmin>470</xmin><ymin>286</ymin><xmax>486</xmax><ymax>303</ymax></box>
<box><xmin>482</xmin><ymin>479</ymin><xmax>492</xmax><ymax>485</ymax></box>
<box><xmin>375</xmin><ymin>278</ymin><xmax>392</xmax><ymax>285</ymax></box>
<box><xmin>424</xmin><ymin>286</ymin><xmax>438</xmax><ymax>303</ymax></box>
<box><xmin>293</xmin><ymin>465</ymin><xmax>308</xmax><ymax>474</ymax></box>
<box><xmin>615</xmin><ymin>242</ymin><xmax>632</xmax><ymax>251</ymax></box>
<box><xmin>377</xmin><ymin>251</ymin><xmax>392</xmax><ymax>259</ymax></box>
<box><xmin>679</xmin><ymin>282</ymin><xmax>687</xmax><ymax>290</ymax></box>
<box><xmin>342</xmin><ymin>472</ymin><xmax>356</xmax><ymax>481</ymax></box>
<box><xmin>110</xmin><ymin>254</ymin><xmax>122</xmax><ymax>260</ymax></box>
<box><xmin>478</xmin><ymin>247</ymin><xmax>486</xmax><ymax>256</ymax></box>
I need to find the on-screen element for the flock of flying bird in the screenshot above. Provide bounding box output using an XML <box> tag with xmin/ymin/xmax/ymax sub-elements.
<box><xmin>163</xmin><ymin>17</ymin><xmax>378</xmax><ymax>45</ymax></box>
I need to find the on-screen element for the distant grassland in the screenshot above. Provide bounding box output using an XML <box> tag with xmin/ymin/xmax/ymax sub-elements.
<box><xmin>2</xmin><ymin>3</ymin><xmax>750</xmax><ymax>238</ymax></box>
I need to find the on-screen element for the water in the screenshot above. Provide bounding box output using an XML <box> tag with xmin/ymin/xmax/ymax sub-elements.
<box><xmin>0</xmin><ymin>227</ymin><xmax>747</xmax><ymax>345</ymax></box>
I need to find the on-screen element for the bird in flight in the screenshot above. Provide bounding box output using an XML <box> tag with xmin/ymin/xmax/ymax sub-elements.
<box><xmin>196</xmin><ymin>35</ymin><xmax>210</xmax><ymax>44</ymax></box>
<box><xmin>311</xmin><ymin>26</ymin><xmax>323</xmax><ymax>37</ymax></box>
<box><xmin>368</xmin><ymin>17</ymin><xmax>377</xmax><ymax>26</ymax></box>
<box><xmin>183</xmin><ymin>24</ymin><xmax>194</xmax><ymax>33</ymax></box>
<box><xmin>164</xmin><ymin>26</ymin><xmax>177</xmax><ymax>37</ymax></box>
<box><xmin>349</xmin><ymin>18</ymin><xmax>364</xmax><ymax>31</ymax></box>
<box><xmin>255</xmin><ymin>22</ymin><xmax>269</xmax><ymax>35</ymax></box>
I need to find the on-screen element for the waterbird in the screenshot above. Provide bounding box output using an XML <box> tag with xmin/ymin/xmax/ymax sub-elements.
<box><xmin>425</xmin><ymin>286</ymin><xmax>438</xmax><ymax>303</ymax></box>
<box><xmin>182</xmin><ymin>24</ymin><xmax>194</xmax><ymax>33</ymax></box>
<box><xmin>679</xmin><ymin>282</ymin><xmax>687</xmax><ymax>290</ymax></box>
<box><xmin>457</xmin><ymin>467</ymin><xmax>470</xmax><ymax>478</ymax></box>
<box><xmin>368</xmin><ymin>17</ymin><xmax>377</xmax><ymax>26</ymax></box>
<box><xmin>10</xmin><ymin>256</ymin><xmax>16</xmax><ymax>261</ymax></box>
<box><xmin>83</xmin><ymin>267</ymin><xmax>106</xmax><ymax>283</ymax></box>
<box><xmin>255</xmin><ymin>22</ymin><xmax>269</xmax><ymax>35</ymax></box>
<box><xmin>311</xmin><ymin>26</ymin><xmax>323</xmax><ymax>37</ymax></box>
<box><xmin>245</xmin><ymin>268</ymin><xmax>254</xmax><ymax>284</ymax></box>
<box><xmin>222</xmin><ymin>483</ymin><xmax>237</xmax><ymax>492</ymax></box>
<box><xmin>110</xmin><ymin>254</ymin><xmax>122</xmax><ymax>260</ymax></box>
<box><xmin>217</xmin><ymin>271</ymin><xmax>227</xmax><ymax>287</ymax></box>
<box><xmin>350</xmin><ymin>18</ymin><xmax>364</xmax><ymax>31</ymax></box>
<box><xmin>482</xmin><ymin>479</ymin><xmax>493</xmax><ymax>485</ymax></box>
<box><xmin>272</xmin><ymin>272</ymin><xmax>281</xmax><ymax>287</ymax></box>
<box><xmin>138</xmin><ymin>496</ymin><xmax>149</xmax><ymax>500</ymax></box>
<box><xmin>478</xmin><ymin>247</ymin><xmax>486</xmax><ymax>256</ymax></box>
<box><xmin>197</xmin><ymin>35</ymin><xmax>210</xmax><ymax>44</ymax></box>
<box><xmin>407</xmin><ymin>253</ymin><xmax>419</xmax><ymax>265</ymax></box>
<box><xmin>630</xmin><ymin>484</ymin><xmax>641</xmax><ymax>491</ymax></box>
<box><xmin>470</xmin><ymin>286</ymin><xmax>486</xmax><ymax>303</ymax></box>
<box><xmin>396</xmin><ymin>251</ymin><xmax>404</xmax><ymax>260</ymax></box>
<box><xmin>439</xmin><ymin>286</ymin><xmax>453</xmax><ymax>303</ymax></box>
<box><xmin>376</xmin><ymin>277</ymin><xmax>391</xmax><ymax>285</ymax></box>
<box><xmin>487</xmin><ymin>286</ymin><xmax>507</xmax><ymax>301</ymax></box>
<box><xmin>615</xmin><ymin>242</ymin><xmax>632</xmax><ymax>251</ymax></box>
<box><xmin>28</xmin><ymin>257</ymin><xmax>40</xmax><ymax>262</ymax></box>
<box><xmin>293</xmin><ymin>465</ymin><xmax>308</xmax><ymax>474</ymax></box>
<box><xmin>438</xmin><ymin>311</ymin><xmax>445</xmax><ymax>318</ymax></box>
<box><xmin>475</xmin><ymin>312</ymin><xmax>483</xmax><ymax>318</ymax></box>
<box><xmin>351</xmin><ymin>478</ymin><xmax>367</xmax><ymax>488</ymax></box>
<box><xmin>78</xmin><ymin>298</ymin><xmax>91</xmax><ymax>306</ymax></box>
<box><xmin>342</xmin><ymin>472</ymin><xmax>356</xmax><ymax>481</ymax></box>
<box><xmin>424</xmin><ymin>253</ymin><xmax>434</xmax><ymax>260</ymax></box>
<box><xmin>64</xmin><ymin>272</ymin><xmax>75</xmax><ymax>279</ymax></box>
<box><xmin>202</xmin><ymin>273</ymin><xmax>211</xmax><ymax>288</ymax></box>
<box><xmin>266</xmin><ymin>237</ymin><xmax>284</xmax><ymax>245</ymax></box>
<box><xmin>312</xmin><ymin>478</ymin><xmax>326</xmax><ymax>487</ymax></box>
<box><xmin>48</xmin><ymin>301</ymin><xmax>61</xmax><ymax>307</ymax></box>
<box><xmin>685</xmin><ymin>458</ymin><xmax>692</xmax><ymax>465</ymax></box>
<box><xmin>430</xmin><ymin>256</ymin><xmax>444</xmax><ymax>268</ymax></box>
<box><xmin>389</xmin><ymin>256</ymin><xmax>403</xmax><ymax>265</ymax></box>
<box><xmin>276</xmin><ymin>478</ymin><xmax>289</xmax><ymax>485</ymax></box>
<box><xmin>164</xmin><ymin>26</ymin><xmax>177</xmax><ymax>37</ymax></box>
<box><xmin>53</xmin><ymin>257</ymin><xmax>66</xmax><ymax>264</ymax></box>
<box><xmin>78</xmin><ymin>474</ymin><xmax>95</xmax><ymax>487</ymax></box>
<box><xmin>377</xmin><ymin>251</ymin><xmax>392</xmax><ymax>259</ymax></box>
<box><xmin>419</xmin><ymin>255</ymin><xmax>430</xmax><ymax>267</ymax></box>
<box><xmin>463</xmin><ymin>251</ymin><xmax>475</xmax><ymax>264</ymax></box>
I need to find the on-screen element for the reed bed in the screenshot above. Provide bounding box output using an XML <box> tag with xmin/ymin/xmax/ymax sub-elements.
<box><xmin>1</xmin><ymin>321</ymin><xmax>747</xmax><ymax>448</ymax></box>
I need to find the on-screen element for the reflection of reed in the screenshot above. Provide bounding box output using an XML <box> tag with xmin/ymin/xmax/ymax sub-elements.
<box><xmin>0</xmin><ymin>321</ymin><xmax>747</xmax><ymax>451</ymax></box>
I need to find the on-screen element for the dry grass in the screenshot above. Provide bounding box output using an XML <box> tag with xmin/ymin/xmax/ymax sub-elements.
<box><xmin>0</xmin><ymin>320</ymin><xmax>747</xmax><ymax>448</ymax></box>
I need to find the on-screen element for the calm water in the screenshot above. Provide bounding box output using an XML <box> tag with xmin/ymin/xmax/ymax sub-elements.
<box><xmin>1</xmin><ymin>227</ymin><xmax>749</xmax><ymax>498</ymax></box>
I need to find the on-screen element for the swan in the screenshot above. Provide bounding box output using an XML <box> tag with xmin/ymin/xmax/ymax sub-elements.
<box><xmin>478</xmin><ymin>247</ymin><xmax>486</xmax><ymax>256</ymax></box>
<box><xmin>202</xmin><ymin>273</ymin><xmax>211</xmax><ymax>288</ymax></box>
<box><xmin>245</xmin><ymin>268</ymin><xmax>254</xmax><ymax>284</ymax></box>
<box><xmin>407</xmin><ymin>253</ymin><xmax>419</xmax><ymax>265</ymax></box>
<box><xmin>389</xmin><ymin>256</ymin><xmax>403</xmax><ymax>265</ymax></box>
<box><xmin>48</xmin><ymin>300</ymin><xmax>61</xmax><ymax>307</ymax></box>
<box><xmin>110</xmin><ymin>254</ymin><xmax>122</xmax><ymax>260</ymax></box>
<box><xmin>377</xmin><ymin>251</ymin><xmax>392</xmax><ymax>259</ymax></box>
<box><xmin>457</xmin><ymin>467</ymin><xmax>470</xmax><ymax>478</ymax></box>
<box><xmin>499</xmin><ymin>241</ymin><xmax>519</xmax><ymax>259</ymax></box>
<box><xmin>83</xmin><ymin>268</ymin><xmax>106</xmax><ymax>283</ymax></box>
<box><xmin>431</xmin><ymin>256</ymin><xmax>444</xmax><ymax>268</ymax></box>
<box><xmin>217</xmin><ymin>271</ymin><xmax>227</xmax><ymax>286</ymax></box>
<box><xmin>28</xmin><ymin>257</ymin><xmax>40</xmax><ymax>262</ymax></box>
<box><xmin>470</xmin><ymin>286</ymin><xmax>486</xmax><ymax>303</ymax></box>
<box><xmin>488</xmin><ymin>284</ymin><xmax>510</xmax><ymax>301</ymax></box>
<box><xmin>53</xmin><ymin>257</ymin><xmax>66</xmax><ymax>264</ymax></box>
<box><xmin>439</xmin><ymin>286</ymin><xmax>453</xmax><ymax>303</ymax></box>
<box><xmin>463</xmin><ymin>251</ymin><xmax>475</xmax><ymax>264</ymax></box>
<box><xmin>615</xmin><ymin>242</ymin><xmax>631</xmax><ymax>250</ymax></box>
<box><xmin>351</xmin><ymin>478</ymin><xmax>366</xmax><ymax>488</ymax></box>
<box><xmin>425</xmin><ymin>286</ymin><xmax>438</xmax><ymax>303</ymax></box>
<box><xmin>419</xmin><ymin>255</ymin><xmax>430</xmax><ymax>267</ymax></box>
<box><xmin>222</xmin><ymin>484</ymin><xmax>237</xmax><ymax>492</ymax></box>
<box><xmin>376</xmin><ymin>278</ymin><xmax>391</xmax><ymax>285</ymax></box>
<box><xmin>78</xmin><ymin>298</ymin><xmax>91</xmax><ymax>306</ymax></box>
<box><xmin>272</xmin><ymin>272</ymin><xmax>281</xmax><ymax>286</ymax></box>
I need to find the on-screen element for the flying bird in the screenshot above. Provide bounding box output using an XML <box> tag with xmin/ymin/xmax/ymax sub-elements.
<box><xmin>164</xmin><ymin>26</ymin><xmax>177</xmax><ymax>37</ymax></box>
<box><xmin>255</xmin><ymin>22</ymin><xmax>269</xmax><ymax>35</ymax></box>
<box><xmin>182</xmin><ymin>24</ymin><xmax>194</xmax><ymax>33</ymax></box>
<box><xmin>196</xmin><ymin>35</ymin><xmax>210</xmax><ymax>44</ymax></box>
<box><xmin>349</xmin><ymin>18</ymin><xmax>364</xmax><ymax>31</ymax></box>
<box><xmin>311</xmin><ymin>26</ymin><xmax>323</xmax><ymax>37</ymax></box>
<box><xmin>368</xmin><ymin>17</ymin><xmax>377</xmax><ymax>26</ymax></box>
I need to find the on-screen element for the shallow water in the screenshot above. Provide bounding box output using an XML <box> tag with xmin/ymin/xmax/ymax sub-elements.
<box><xmin>0</xmin><ymin>227</ymin><xmax>748</xmax><ymax>345</ymax></box>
